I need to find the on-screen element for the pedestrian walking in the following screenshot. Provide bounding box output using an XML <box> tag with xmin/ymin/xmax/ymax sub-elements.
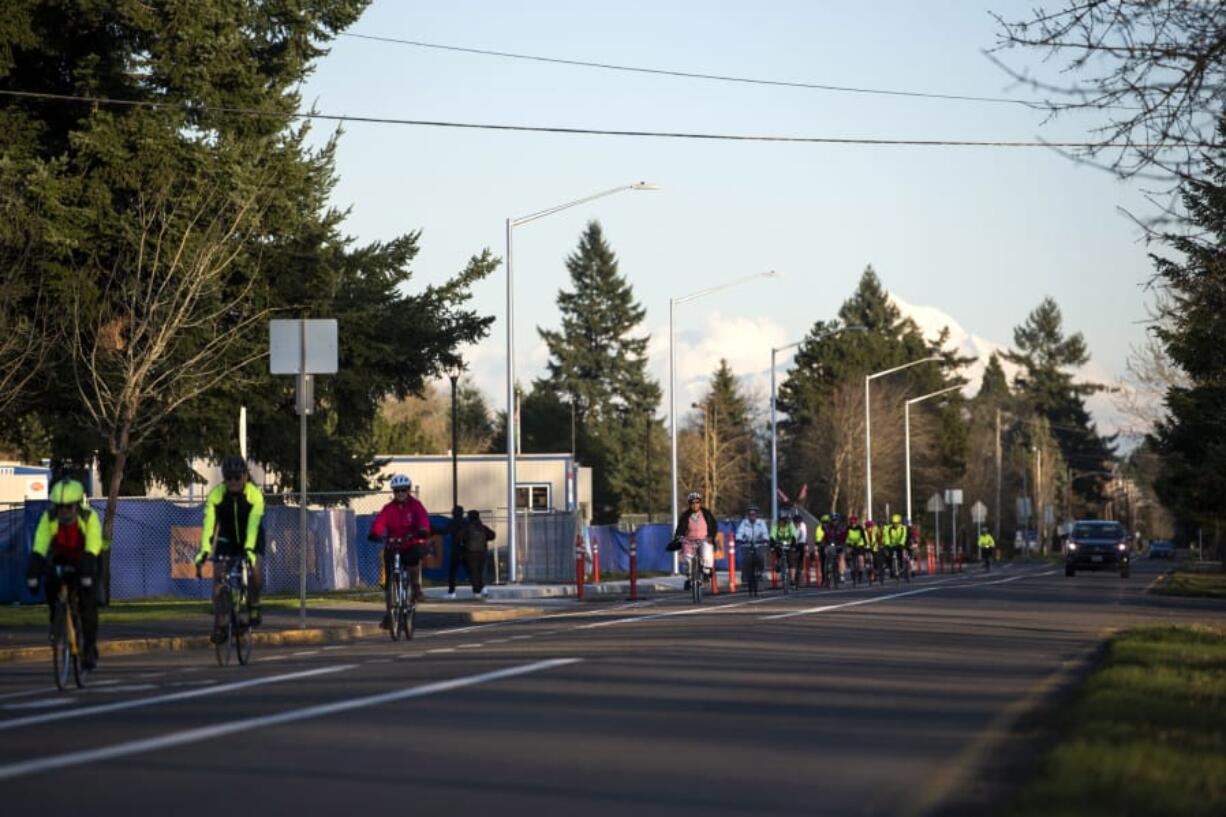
<box><xmin>445</xmin><ymin>506</ymin><xmax>465</xmax><ymax>599</ymax></box>
<box><xmin>461</xmin><ymin>510</ymin><xmax>495</xmax><ymax>596</ymax></box>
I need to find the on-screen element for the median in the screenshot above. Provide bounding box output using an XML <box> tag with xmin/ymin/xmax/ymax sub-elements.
<box><xmin>1009</xmin><ymin>624</ymin><xmax>1226</xmax><ymax>817</ymax></box>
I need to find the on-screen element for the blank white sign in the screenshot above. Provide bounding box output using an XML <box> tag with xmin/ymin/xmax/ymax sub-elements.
<box><xmin>269</xmin><ymin>319</ymin><xmax>338</xmax><ymax>374</ymax></box>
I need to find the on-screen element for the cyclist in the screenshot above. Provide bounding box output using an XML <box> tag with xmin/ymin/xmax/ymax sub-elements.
<box><xmin>815</xmin><ymin>513</ymin><xmax>830</xmax><ymax>585</ymax></box>
<box><xmin>827</xmin><ymin>512</ymin><xmax>848</xmax><ymax>584</ymax></box>
<box><xmin>195</xmin><ymin>456</ymin><xmax>265</xmax><ymax>643</ymax></box>
<box><xmin>26</xmin><ymin>479</ymin><xmax>103</xmax><ymax>671</ymax></box>
<box><xmin>865</xmin><ymin>519</ymin><xmax>882</xmax><ymax>583</ymax></box>
<box><xmin>673</xmin><ymin>491</ymin><xmax>717</xmax><ymax>591</ymax></box>
<box><xmin>845</xmin><ymin>514</ymin><xmax>868</xmax><ymax>583</ymax></box>
<box><xmin>367</xmin><ymin>473</ymin><xmax>431</xmax><ymax>629</ymax></box>
<box><xmin>882</xmin><ymin>514</ymin><xmax>909</xmax><ymax>577</ymax></box>
<box><xmin>791</xmin><ymin>509</ymin><xmax>808</xmax><ymax>587</ymax></box>
<box><xmin>736</xmin><ymin>504</ymin><xmax>770</xmax><ymax>592</ymax></box>
<box><xmin>977</xmin><ymin>529</ymin><xmax>996</xmax><ymax>572</ymax></box>
<box><xmin>770</xmin><ymin>511</ymin><xmax>798</xmax><ymax>588</ymax></box>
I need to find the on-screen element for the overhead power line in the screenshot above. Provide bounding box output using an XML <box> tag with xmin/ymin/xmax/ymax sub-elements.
<box><xmin>339</xmin><ymin>31</ymin><xmax>1045</xmax><ymax>108</ymax></box>
<box><xmin>0</xmin><ymin>89</ymin><xmax>1195</xmax><ymax>149</ymax></box>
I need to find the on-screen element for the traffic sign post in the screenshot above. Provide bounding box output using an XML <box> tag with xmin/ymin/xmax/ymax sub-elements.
<box><xmin>270</xmin><ymin>319</ymin><xmax>338</xmax><ymax>629</ymax></box>
<box><xmin>971</xmin><ymin>500</ymin><xmax>987</xmax><ymax>537</ymax></box>
<box><xmin>945</xmin><ymin>489</ymin><xmax>963</xmax><ymax>563</ymax></box>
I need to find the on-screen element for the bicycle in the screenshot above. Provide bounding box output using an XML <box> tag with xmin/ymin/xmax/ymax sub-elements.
<box><xmin>387</xmin><ymin>538</ymin><xmax>420</xmax><ymax>641</ymax></box>
<box><xmin>50</xmin><ymin>563</ymin><xmax>87</xmax><ymax>690</ymax></box>
<box><xmin>772</xmin><ymin>543</ymin><xmax>794</xmax><ymax>594</ymax></box>
<box><xmin>743</xmin><ymin>540</ymin><xmax>767</xmax><ymax>597</ymax></box>
<box><xmin>886</xmin><ymin>547</ymin><xmax>910</xmax><ymax>585</ymax></box>
<box><xmin>822</xmin><ymin>545</ymin><xmax>842</xmax><ymax>589</ymax></box>
<box><xmin>211</xmin><ymin>556</ymin><xmax>254</xmax><ymax>667</ymax></box>
<box><xmin>850</xmin><ymin>548</ymin><xmax>867</xmax><ymax>587</ymax></box>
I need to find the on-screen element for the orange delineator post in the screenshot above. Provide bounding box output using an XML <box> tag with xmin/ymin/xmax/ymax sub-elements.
<box><xmin>709</xmin><ymin>555</ymin><xmax>720</xmax><ymax>595</ymax></box>
<box><xmin>575</xmin><ymin>534</ymin><xmax>585</xmax><ymax>600</ymax></box>
<box><xmin>727</xmin><ymin>534</ymin><xmax>737</xmax><ymax>593</ymax></box>
<box><xmin>592</xmin><ymin>537</ymin><xmax>600</xmax><ymax>585</ymax></box>
<box><xmin>813</xmin><ymin>546</ymin><xmax>823</xmax><ymax>587</ymax></box>
<box><xmin>628</xmin><ymin>532</ymin><xmax>638</xmax><ymax>601</ymax></box>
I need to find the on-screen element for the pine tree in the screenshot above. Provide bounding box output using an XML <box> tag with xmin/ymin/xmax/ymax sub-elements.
<box><xmin>681</xmin><ymin>360</ymin><xmax>759</xmax><ymax>516</ymax></box>
<box><xmin>1004</xmin><ymin>298</ymin><xmax>1115</xmax><ymax>512</ymax></box>
<box><xmin>537</xmin><ymin>221</ymin><xmax>662</xmax><ymax>521</ymax></box>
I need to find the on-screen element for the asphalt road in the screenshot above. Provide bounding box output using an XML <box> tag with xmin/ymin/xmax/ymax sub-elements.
<box><xmin>0</xmin><ymin>559</ymin><xmax>1220</xmax><ymax>816</ymax></box>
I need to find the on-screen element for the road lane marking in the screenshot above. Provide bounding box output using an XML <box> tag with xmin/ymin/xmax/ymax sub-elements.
<box><xmin>291</xmin><ymin>650</ymin><xmax>320</xmax><ymax>657</ymax></box>
<box><xmin>762</xmin><ymin>570</ymin><xmax>1048</xmax><ymax>620</ymax></box>
<box><xmin>426</xmin><ymin>648</ymin><xmax>456</xmax><ymax>654</ymax></box>
<box><xmin>0</xmin><ymin>657</ymin><xmax>580</xmax><ymax>781</ymax></box>
<box><xmin>0</xmin><ymin>687</ymin><xmax>59</xmax><ymax>703</ymax></box>
<box><xmin>84</xmin><ymin>684</ymin><xmax>159</xmax><ymax>694</ymax></box>
<box><xmin>0</xmin><ymin>665</ymin><xmax>354</xmax><ymax>732</ymax></box>
<box><xmin>456</xmin><ymin>643</ymin><xmax>484</xmax><ymax>649</ymax></box>
<box><xmin>3</xmin><ymin>698</ymin><xmax>73</xmax><ymax>711</ymax></box>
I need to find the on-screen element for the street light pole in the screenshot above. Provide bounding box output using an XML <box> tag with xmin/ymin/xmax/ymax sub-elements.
<box><xmin>505</xmin><ymin>182</ymin><xmax>657</xmax><ymax>583</ymax></box>
<box><xmin>449</xmin><ymin>370</ymin><xmax>460</xmax><ymax>510</ymax></box>
<box><xmin>669</xmin><ymin>271</ymin><xmax>781</xmax><ymax>572</ymax></box>
<box><xmin>904</xmin><ymin>385</ymin><xmax>961</xmax><ymax>523</ymax></box>
<box><xmin>769</xmin><ymin>325</ymin><xmax>864</xmax><ymax>523</ymax></box>
<box><xmin>865</xmin><ymin>356</ymin><xmax>940</xmax><ymax>520</ymax></box>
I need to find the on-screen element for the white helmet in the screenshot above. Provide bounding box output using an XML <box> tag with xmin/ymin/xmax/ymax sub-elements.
<box><xmin>389</xmin><ymin>474</ymin><xmax>412</xmax><ymax>491</ymax></box>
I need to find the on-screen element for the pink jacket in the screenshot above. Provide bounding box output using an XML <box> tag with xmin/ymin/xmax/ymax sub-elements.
<box><xmin>369</xmin><ymin>497</ymin><xmax>431</xmax><ymax>550</ymax></box>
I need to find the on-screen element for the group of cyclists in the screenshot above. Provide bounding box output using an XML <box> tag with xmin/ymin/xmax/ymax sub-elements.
<box><xmin>25</xmin><ymin>457</ymin><xmax>436</xmax><ymax>674</ymax></box>
<box><xmin>674</xmin><ymin>491</ymin><xmax>925</xmax><ymax>591</ymax></box>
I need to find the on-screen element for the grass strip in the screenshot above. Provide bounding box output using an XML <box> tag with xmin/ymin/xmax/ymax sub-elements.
<box><xmin>1010</xmin><ymin>624</ymin><xmax>1226</xmax><ymax>817</ymax></box>
<box><xmin>1152</xmin><ymin>570</ymin><xmax>1226</xmax><ymax>600</ymax></box>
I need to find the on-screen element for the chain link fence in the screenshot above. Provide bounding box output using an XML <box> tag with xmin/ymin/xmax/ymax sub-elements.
<box><xmin>1</xmin><ymin>493</ymin><xmax>584</xmax><ymax>602</ymax></box>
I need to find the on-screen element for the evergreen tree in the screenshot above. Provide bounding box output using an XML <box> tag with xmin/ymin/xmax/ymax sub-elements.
<box><xmin>1150</xmin><ymin>123</ymin><xmax>1226</xmax><ymax>548</ymax></box>
<box><xmin>1004</xmin><ymin>298</ymin><xmax>1115</xmax><ymax>512</ymax></box>
<box><xmin>977</xmin><ymin>354</ymin><xmax>1010</xmax><ymax>401</ymax></box>
<box><xmin>777</xmin><ymin>267</ymin><xmax>968</xmax><ymax>518</ymax></box>
<box><xmin>0</xmin><ymin>2</ymin><xmax>495</xmax><ymax>536</ymax></box>
<box><xmin>682</xmin><ymin>360</ymin><xmax>759</xmax><ymax>516</ymax></box>
<box><xmin>537</xmin><ymin>221</ymin><xmax>662</xmax><ymax>521</ymax></box>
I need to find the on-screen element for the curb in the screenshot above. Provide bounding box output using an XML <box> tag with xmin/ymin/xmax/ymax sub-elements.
<box><xmin>0</xmin><ymin>605</ymin><xmax>550</xmax><ymax>664</ymax></box>
<box><xmin>911</xmin><ymin>627</ymin><xmax>1119</xmax><ymax>817</ymax></box>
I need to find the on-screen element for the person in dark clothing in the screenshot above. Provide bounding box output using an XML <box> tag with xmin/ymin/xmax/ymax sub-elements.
<box><xmin>445</xmin><ymin>506</ymin><xmax>465</xmax><ymax>599</ymax></box>
<box><xmin>461</xmin><ymin>510</ymin><xmax>495</xmax><ymax>596</ymax></box>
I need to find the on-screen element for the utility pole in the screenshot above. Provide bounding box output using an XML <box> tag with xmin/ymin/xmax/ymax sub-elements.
<box><xmin>994</xmin><ymin>408</ymin><xmax>1002</xmax><ymax>547</ymax></box>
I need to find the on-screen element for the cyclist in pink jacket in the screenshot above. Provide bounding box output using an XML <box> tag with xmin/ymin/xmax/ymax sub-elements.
<box><xmin>368</xmin><ymin>474</ymin><xmax>431</xmax><ymax>627</ymax></box>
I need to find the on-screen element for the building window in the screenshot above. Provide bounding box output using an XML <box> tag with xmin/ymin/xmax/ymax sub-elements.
<box><xmin>516</xmin><ymin>483</ymin><xmax>551</xmax><ymax>513</ymax></box>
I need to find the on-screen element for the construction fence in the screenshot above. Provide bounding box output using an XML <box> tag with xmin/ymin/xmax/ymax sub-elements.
<box><xmin>0</xmin><ymin>494</ymin><xmax>582</xmax><ymax>604</ymax></box>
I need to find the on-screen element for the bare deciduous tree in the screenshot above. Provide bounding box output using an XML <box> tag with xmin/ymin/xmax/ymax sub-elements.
<box><xmin>993</xmin><ymin>1</ymin><xmax>1226</xmax><ymax>185</ymax></box>
<box><xmin>68</xmin><ymin>174</ymin><xmax>272</xmax><ymax>541</ymax></box>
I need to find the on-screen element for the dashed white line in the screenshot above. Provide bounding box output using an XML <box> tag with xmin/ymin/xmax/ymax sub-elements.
<box><xmin>0</xmin><ymin>665</ymin><xmax>354</xmax><ymax>732</ymax></box>
<box><xmin>0</xmin><ymin>687</ymin><xmax>59</xmax><ymax>703</ymax></box>
<box><xmin>0</xmin><ymin>658</ymin><xmax>581</xmax><ymax>781</ymax></box>
<box><xmin>3</xmin><ymin>698</ymin><xmax>73</xmax><ymax>711</ymax></box>
<box><xmin>426</xmin><ymin>648</ymin><xmax>456</xmax><ymax>654</ymax></box>
<box><xmin>291</xmin><ymin>650</ymin><xmax>320</xmax><ymax>657</ymax></box>
<box><xmin>456</xmin><ymin>643</ymin><xmax>484</xmax><ymax>650</ymax></box>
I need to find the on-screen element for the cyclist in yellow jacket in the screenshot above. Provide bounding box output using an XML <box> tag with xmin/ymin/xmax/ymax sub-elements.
<box><xmin>26</xmin><ymin>479</ymin><xmax>103</xmax><ymax>670</ymax></box>
<box><xmin>195</xmin><ymin>456</ymin><xmax>265</xmax><ymax>642</ymax></box>
<box><xmin>882</xmin><ymin>514</ymin><xmax>910</xmax><ymax>578</ymax></box>
<box><xmin>977</xmin><ymin>530</ymin><xmax>996</xmax><ymax>572</ymax></box>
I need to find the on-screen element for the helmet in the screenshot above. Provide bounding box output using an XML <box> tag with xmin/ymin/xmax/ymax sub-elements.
<box><xmin>746</xmin><ymin>504</ymin><xmax>760</xmax><ymax>514</ymax></box>
<box><xmin>686</xmin><ymin>491</ymin><xmax>703</xmax><ymax>503</ymax></box>
<box><xmin>820</xmin><ymin>514</ymin><xmax>831</xmax><ymax>523</ymax></box>
<box><xmin>830</xmin><ymin>512</ymin><xmax>841</xmax><ymax>522</ymax></box>
<box><xmin>849</xmin><ymin>514</ymin><xmax>859</xmax><ymax>525</ymax></box>
<box><xmin>49</xmin><ymin>479</ymin><xmax>85</xmax><ymax>506</ymax></box>
<box><xmin>390</xmin><ymin>474</ymin><xmax>412</xmax><ymax>491</ymax></box>
<box><xmin>865</xmin><ymin>519</ymin><xmax>875</xmax><ymax>528</ymax></box>
<box><xmin>221</xmin><ymin>456</ymin><xmax>248</xmax><ymax>479</ymax></box>
<box><xmin>892</xmin><ymin>514</ymin><xmax>902</xmax><ymax>524</ymax></box>
<box><xmin>792</xmin><ymin>509</ymin><xmax>803</xmax><ymax>521</ymax></box>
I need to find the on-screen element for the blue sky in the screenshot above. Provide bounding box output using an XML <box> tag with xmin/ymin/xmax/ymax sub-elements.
<box><xmin>297</xmin><ymin>1</ymin><xmax>1158</xmax><ymax>424</ymax></box>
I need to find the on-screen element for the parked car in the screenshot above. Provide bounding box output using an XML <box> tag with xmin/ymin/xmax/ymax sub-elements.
<box><xmin>1148</xmin><ymin>539</ymin><xmax>1175</xmax><ymax>559</ymax></box>
<box><xmin>1065</xmin><ymin>520</ymin><xmax>1131</xmax><ymax>578</ymax></box>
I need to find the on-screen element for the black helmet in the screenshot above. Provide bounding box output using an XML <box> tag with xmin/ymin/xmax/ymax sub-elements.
<box><xmin>221</xmin><ymin>456</ymin><xmax>248</xmax><ymax>479</ymax></box>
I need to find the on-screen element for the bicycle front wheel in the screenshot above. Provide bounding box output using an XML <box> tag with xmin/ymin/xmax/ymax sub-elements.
<box><xmin>235</xmin><ymin>609</ymin><xmax>253</xmax><ymax>666</ymax></box>
<box><xmin>691</xmin><ymin>559</ymin><xmax>702</xmax><ymax>604</ymax></box>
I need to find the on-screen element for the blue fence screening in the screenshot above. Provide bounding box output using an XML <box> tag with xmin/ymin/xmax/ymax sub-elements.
<box><xmin>587</xmin><ymin>520</ymin><xmax>739</xmax><ymax>573</ymax></box>
<box><xmin>0</xmin><ymin>496</ymin><xmax>463</xmax><ymax>604</ymax></box>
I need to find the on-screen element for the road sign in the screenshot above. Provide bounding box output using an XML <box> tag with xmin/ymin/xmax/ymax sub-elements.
<box><xmin>970</xmin><ymin>501</ymin><xmax>987</xmax><ymax>524</ymax></box>
<box><xmin>944</xmin><ymin>488</ymin><xmax>963</xmax><ymax>506</ymax></box>
<box><xmin>269</xmin><ymin>319</ymin><xmax>338</xmax><ymax>375</ymax></box>
<box><xmin>926</xmin><ymin>493</ymin><xmax>945</xmax><ymax>513</ymax></box>
<box><xmin>1016</xmin><ymin>496</ymin><xmax>1032</xmax><ymax>521</ymax></box>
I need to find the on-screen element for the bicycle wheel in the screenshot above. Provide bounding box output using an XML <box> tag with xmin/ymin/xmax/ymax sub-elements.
<box><xmin>68</xmin><ymin>603</ymin><xmax>84</xmax><ymax>688</ymax></box>
<box><xmin>215</xmin><ymin>588</ymin><xmax>233</xmax><ymax>667</ymax></box>
<box><xmin>781</xmin><ymin>551</ymin><xmax>791</xmax><ymax>594</ymax></box>
<box><xmin>389</xmin><ymin>575</ymin><xmax>404</xmax><ymax>642</ymax></box>
<box><xmin>52</xmin><ymin>602</ymin><xmax>70</xmax><ymax>690</ymax></box>
<box><xmin>691</xmin><ymin>558</ymin><xmax>702</xmax><ymax>604</ymax></box>
<box><xmin>234</xmin><ymin>602</ymin><xmax>253</xmax><ymax>666</ymax></box>
<box><xmin>402</xmin><ymin>601</ymin><xmax>415</xmax><ymax>641</ymax></box>
<box><xmin>747</xmin><ymin>552</ymin><xmax>758</xmax><ymax>597</ymax></box>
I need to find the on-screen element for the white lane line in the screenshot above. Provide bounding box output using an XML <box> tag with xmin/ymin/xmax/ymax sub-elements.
<box><xmin>0</xmin><ymin>658</ymin><xmax>580</xmax><ymax>781</ymax></box>
<box><xmin>396</xmin><ymin>653</ymin><xmax>423</xmax><ymax>660</ymax></box>
<box><xmin>322</xmin><ymin>645</ymin><xmax>346</xmax><ymax>651</ymax></box>
<box><xmin>578</xmin><ymin>592</ymin><xmax>783</xmax><ymax>630</ymax></box>
<box><xmin>0</xmin><ymin>665</ymin><xmax>353</xmax><ymax>732</ymax></box>
<box><xmin>258</xmin><ymin>654</ymin><xmax>290</xmax><ymax>662</ymax></box>
<box><xmin>485</xmin><ymin>638</ymin><xmax>512</xmax><ymax>644</ymax></box>
<box><xmin>3</xmin><ymin>698</ymin><xmax>73</xmax><ymax>711</ymax></box>
<box><xmin>167</xmin><ymin>679</ymin><xmax>218</xmax><ymax>688</ymax></box>
<box><xmin>762</xmin><ymin>571</ymin><xmax>1046</xmax><ymax>620</ymax></box>
<box><xmin>426</xmin><ymin>648</ymin><xmax>456</xmax><ymax>654</ymax></box>
<box><xmin>85</xmin><ymin>684</ymin><xmax>159</xmax><ymax>694</ymax></box>
<box><xmin>291</xmin><ymin>650</ymin><xmax>320</xmax><ymax>657</ymax></box>
<box><xmin>506</xmin><ymin>635</ymin><xmax>533</xmax><ymax>640</ymax></box>
<box><xmin>0</xmin><ymin>687</ymin><xmax>59</xmax><ymax>703</ymax></box>
<box><xmin>456</xmin><ymin>644</ymin><xmax>484</xmax><ymax>650</ymax></box>
<box><xmin>86</xmin><ymin>679</ymin><xmax>121</xmax><ymax>688</ymax></box>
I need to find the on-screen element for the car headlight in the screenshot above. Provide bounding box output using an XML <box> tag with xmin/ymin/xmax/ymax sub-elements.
<box><xmin>1117</xmin><ymin>543</ymin><xmax>1127</xmax><ymax>551</ymax></box>
<box><xmin>1067</xmin><ymin>542</ymin><xmax>1077</xmax><ymax>551</ymax></box>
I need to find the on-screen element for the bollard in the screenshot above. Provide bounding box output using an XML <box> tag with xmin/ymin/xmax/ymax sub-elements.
<box><xmin>592</xmin><ymin>537</ymin><xmax>601</xmax><ymax>585</ymax></box>
<box><xmin>709</xmin><ymin>542</ymin><xmax>719</xmax><ymax>595</ymax></box>
<box><xmin>814</xmin><ymin>546</ymin><xmax>823</xmax><ymax>587</ymax></box>
<box><xmin>628</xmin><ymin>532</ymin><xmax>638</xmax><ymax>601</ymax></box>
<box><xmin>575</xmin><ymin>534</ymin><xmax>585</xmax><ymax>600</ymax></box>
<box><xmin>728</xmin><ymin>534</ymin><xmax>737</xmax><ymax>593</ymax></box>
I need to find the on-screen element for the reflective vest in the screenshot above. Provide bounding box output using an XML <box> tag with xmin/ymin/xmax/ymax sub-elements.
<box><xmin>883</xmin><ymin>524</ymin><xmax>909</xmax><ymax>547</ymax></box>
<box><xmin>978</xmin><ymin>532</ymin><xmax>996</xmax><ymax>549</ymax></box>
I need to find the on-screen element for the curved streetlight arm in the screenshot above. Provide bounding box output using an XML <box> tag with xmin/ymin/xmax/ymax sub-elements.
<box><xmin>868</xmin><ymin>354</ymin><xmax>943</xmax><ymax>383</ymax></box>
<box><xmin>673</xmin><ymin>270</ymin><xmax>781</xmax><ymax>307</ymax></box>
<box><xmin>904</xmin><ymin>385</ymin><xmax>962</xmax><ymax>524</ymax></box>
<box><xmin>512</xmin><ymin>182</ymin><xmax>659</xmax><ymax>227</ymax></box>
<box><xmin>865</xmin><ymin>354</ymin><xmax>942</xmax><ymax>520</ymax></box>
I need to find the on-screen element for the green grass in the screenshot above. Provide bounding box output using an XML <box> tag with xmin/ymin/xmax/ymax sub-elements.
<box><xmin>1152</xmin><ymin>570</ymin><xmax>1226</xmax><ymax>600</ymax></box>
<box><xmin>0</xmin><ymin>588</ymin><xmax>384</xmax><ymax>629</ymax></box>
<box><xmin>1010</xmin><ymin>624</ymin><xmax>1226</xmax><ymax>817</ymax></box>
